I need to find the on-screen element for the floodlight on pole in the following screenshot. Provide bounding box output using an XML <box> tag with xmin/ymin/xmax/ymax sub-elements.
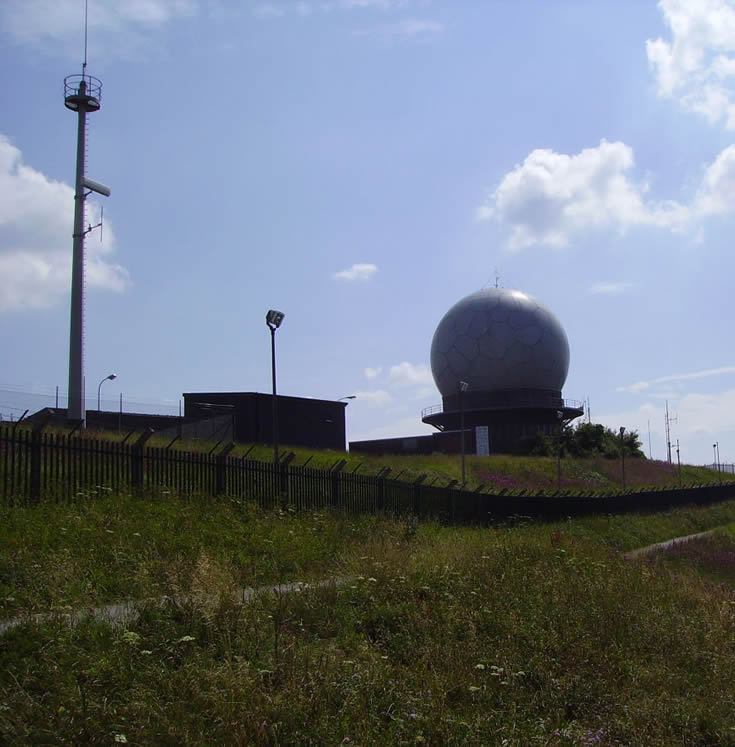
<box><xmin>459</xmin><ymin>380</ymin><xmax>469</xmax><ymax>487</ymax></box>
<box><xmin>266</xmin><ymin>309</ymin><xmax>285</xmax><ymax>465</ymax></box>
<box><xmin>620</xmin><ymin>426</ymin><xmax>626</xmax><ymax>489</ymax></box>
<box><xmin>556</xmin><ymin>410</ymin><xmax>564</xmax><ymax>491</ymax></box>
<box><xmin>97</xmin><ymin>373</ymin><xmax>117</xmax><ymax>411</ymax></box>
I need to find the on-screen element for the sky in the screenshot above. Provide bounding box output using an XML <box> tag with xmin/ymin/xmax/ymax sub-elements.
<box><xmin>2</xmin><ymin>0</ymin><xmax>735</xmax><ymax>466</ymax></box>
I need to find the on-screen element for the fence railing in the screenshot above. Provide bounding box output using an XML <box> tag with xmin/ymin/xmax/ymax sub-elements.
<box><xmin>2</xmin><ymin>424</ymin><xmax>735</xmax><ymax>521</ymax></box>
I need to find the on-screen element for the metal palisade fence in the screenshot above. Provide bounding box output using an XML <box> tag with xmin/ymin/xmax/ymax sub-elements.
<box><xmin>2</xmin><ymin>424</ymin><xmax>735</xmax><ymax>521</ymax></box>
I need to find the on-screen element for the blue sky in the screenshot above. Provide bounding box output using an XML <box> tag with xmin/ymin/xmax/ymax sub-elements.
<box><xmin>2</xmin><ymin>0</ymin><xmax>735</xmax><ymax>466</ymax></box>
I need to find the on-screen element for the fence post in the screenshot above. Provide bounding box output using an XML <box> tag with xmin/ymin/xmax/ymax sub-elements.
<box><xmin>215</xmin><ymin>442</ymin><xmax>236</xmax><ymax>496</ymax></box>
<box><xmin>445</xmin><ymin>479</ymin><xmax>458</xmax><ymax>524</ymax></box>
<box><xmin>413</xmin><ymin>474</ymin><xmax>426</xmax><ymax>516</ymax></box>
<box><xmin>131</xmin><ymin>429</ymin><xmax>154</xmax><ymax>490</ymax></box>
<box><xmin>29</xmin><ymin>421</ymin><xmax>47</xmax><ymax>502</ymax></box>
<box><xmin>377</xmin><ymin>467</ymin><xmax>390</xmax><ymax>512</ymax></box>
<box><xmin>279</xmin><ymin>451</ymin><xmax>295</xmax><ymax>508</ymax></box>
<box><xmin>330</xmin><ymin>459</ymin><xmax>347</xmax><ymax>509</ymax></box>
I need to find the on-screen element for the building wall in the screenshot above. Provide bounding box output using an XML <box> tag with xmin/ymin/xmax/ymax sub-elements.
<box><xmin>350</xmin><ymin>430</ymin><xmax>479</xmax><ymax>456</ymax></box>
<box><xmin>184</xmin><ymin>392</ymin><xmax>347</xmax><ymax>450</ymax></box>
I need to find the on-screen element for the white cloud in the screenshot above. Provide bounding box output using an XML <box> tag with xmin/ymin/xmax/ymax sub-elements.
<box><xmin>616</xmin><ymin>365</ymin><xmax>735</xmax><ymax>393</ymax></box>
<box><xmin>0</xmin><ymin>0</ymin><xmax>196</xmax><ymax>57</ymax></box>
<box><xmin>364</xmin><ymin>366</ymin><xmax>382</xmax><ymax>379</ymax></box>
<box><xmin>479</xmin><ymin>139</ymin><xmax>735</xmax><ymax>250</ymax></box>
<box><xmin>647</xmin><ymin>0</ymin><xmax>735</xmax><ymax>129</ymax></box>
<box><xmin>617</xmin><ymin>381</ymin><xmax>651</xmax><ymax>395</ymax></box>
<box><xmin>333</xmin><ymin>262</ymin><xmax>378</xmax><ymax>281</ymax></box>
<box><xmin>388</xmin><ymin>361</ymin><xmax>432</xmax><ymax>387</ymax></box>
<box><xmin>0</xmin><ymin>135</ymin><xmax>127</xmax><ymax>312</ymax></box>
<box><xmin>250</xmin><ymin>0</ymin><xmax>422</xmax><ymax>19</ymax></box>
<box><xmin>339</xmin><ymin>0</ymin><xmax>416</xmax><ymax>9</ymax></box>
<box><xmin>353</xmin><ymin>389</ymin><xmax>392</xmax><ymax>407</ymax></box>
<box><xmin>694</xmin><ymin>144</ymin><xmax>735</xmax><ymax>214</ymax></box>
<box><xmin>355</xmin><ymin>18</ymin><xmax>443</xmax><ymax>39</ymax></box>
<box><xmin>478</xmin><ymin>139</ymin><xmax>692</xmax><ymax>250</ymax></box>
<box><xmin>253</xmin><ymin>3</ymin><xmax>286</xmax><ymax>18</ymax></box>
<box><xmin>588</xmin><ymin>281</ymin><xmax>636</xmax><ymax>295</ymax></box>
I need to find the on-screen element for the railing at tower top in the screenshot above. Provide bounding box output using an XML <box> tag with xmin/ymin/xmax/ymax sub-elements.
<box><xmin>64</xmin><ymin>74</ymin><xmax>102</xmax><ymax>102</ymax></box>
<box><xmin>422</xmin><ymin>397</ymin><xmax>585</xmax><ymax>420</ymax></box>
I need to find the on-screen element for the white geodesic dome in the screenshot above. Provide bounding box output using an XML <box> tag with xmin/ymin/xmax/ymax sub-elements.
<box><xmin>430</xmin><ymin>288</ymin><xmax>570</xmax><ymax>397</ymax></box>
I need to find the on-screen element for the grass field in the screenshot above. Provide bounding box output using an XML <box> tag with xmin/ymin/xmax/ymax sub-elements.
<box><xmin>3</xmin><ymin>491</ymin><xmax>735</xmax><ymax>744</ymax></box>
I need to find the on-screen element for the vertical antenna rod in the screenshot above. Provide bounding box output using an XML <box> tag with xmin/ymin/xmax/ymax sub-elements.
<box><xmin>83</xmin><ymin>0</ymin><xmax>89</xmax><ymax>73</ymax></box>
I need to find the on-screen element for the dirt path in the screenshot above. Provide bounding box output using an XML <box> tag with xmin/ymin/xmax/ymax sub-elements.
<box><xmin>0</xmin><ymin>529</ymin><xmax>724</xmax><ymax>635</ymax></box>
<box><xmin>0</xmin><ymin>578</ymin><xmax>346</xmax><ymax>636</ymax></box>
<box><xmin>622</xmin><ymin>529</ymin><xmax>716</xmax><ymax>559</ymax></box>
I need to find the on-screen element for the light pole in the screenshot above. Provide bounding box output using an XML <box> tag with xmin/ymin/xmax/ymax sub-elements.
<box><xmin>459</xmin><ymin>380</ymin><xmax>469</xmax><ymax>487</ymax></box>
<box><xmin>714</xmin><ymin>442</ymin><xmax>721</xmax><ymax>484</ymax></box>
<box><xmin>266</xmin><ymin>309</ymin><xmax>285</xmax><ymax>465</ymax></box>
<box><xmin>676</xmin><ymin>438</ymin><xmax>681</xmax><ymax>487</ymax></box>
<box><xmin>97</xmin><ymin>373</ymin><xmax>117</xmax><ymax>411</ymax></box>
<box><xmin>556</xmin><ymin>410</ymin><xmax>564</xmax><ymax>491</ymax></box>
<box><xmin>619</xmin><ymin>426</ymin><xmax>626</xmax><ymax>489</ymax></box>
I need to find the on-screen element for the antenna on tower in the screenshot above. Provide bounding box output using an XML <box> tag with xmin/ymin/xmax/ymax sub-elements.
<box><xmin>647</xmin><ymin>419</ymin><xmax>652</xmax><ymax>459</ymax></box>
<box><xmin>664</xmin><ymin>400</ymin><xmax>678</xmax><ymax>464</ymax></box>
<box><xmin>63</xmin><ymin>0</ymin><xmax>110</xmax><ymax>425</ymax></box>
<box><xmin>482</xmin><ymin>267</ymin><xmax>502</xmax><ymax>291</ymax></box>
<box><xmin>83</xmin><ymin>0</ymin><xmax>89</xmax><ymax>74</ymax></box>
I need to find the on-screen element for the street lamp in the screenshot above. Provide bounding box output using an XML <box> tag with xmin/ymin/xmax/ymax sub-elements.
<box><xmin>676</xmin><ymin>438</ymin><xmax>681</xmax><ymax>487</ymax></box>
<box><xmin>338</xmin><ymin>395</ymin><xmax>357</xmax><ymax>402</ymax></box>
<box><xmin>714</xmin><ymin>442</ymin><xmax>721</xmax><ymax>484</ymax></box>
<box><xmin>556</xmin><ymin>410</ymin><xmax>564</xmax><ymax>491</ymax></box>
<box><xmin>619</xmin><ymin>426</ymin><xmax>626</xmax><ymax>489</ymax></box>
<box><xmin>97</xmin><ymin>373</ymin><xmax>117</xmax><ymax>411</ymax></box>
<box><xmin>459</xmin><ymin>380</ymin><xmax>469</xmax><ymax>487</ymax></box>
<box><xmin>266</xmin><ymin>309</ymin><xmax>285</xmax><ymax>465</ymax></box>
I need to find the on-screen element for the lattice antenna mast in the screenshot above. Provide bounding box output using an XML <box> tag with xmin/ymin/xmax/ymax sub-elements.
<box><xmin>664</xmin><ymin>399</ymin><xmax>678</xmax><ymax>464</ymax></box>
<box><xmin>64</xmin><ymin>0</ymin><xmax>110</xmax><ymax>424</ymax></box>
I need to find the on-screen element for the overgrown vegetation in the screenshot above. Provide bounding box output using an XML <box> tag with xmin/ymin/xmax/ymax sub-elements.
<box><xmin>3</xmin><ymin>493</ymin><xmax>735</xmax><ymax>743</ymax></box>
<box><xmin>519</xmin><ymin>422</ymin><xmax>645</xmax><ymax>458</ymax></box>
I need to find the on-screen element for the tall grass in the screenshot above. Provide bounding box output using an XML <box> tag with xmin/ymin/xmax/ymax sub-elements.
<box><xmin>3</xmin><ymin>494</ymin><xmax>735</xmax><ymax>743</ymax></box>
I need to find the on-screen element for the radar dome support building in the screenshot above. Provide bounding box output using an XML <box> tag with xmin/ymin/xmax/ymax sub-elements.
<box><xmin>350</xmin><ymin>287</ymin><xmax>584</xmax><ymax>456</ymax></box>
<box><xmin>422</xmin><ymin>288</ymin><xmax>583</xmax><ymax>452</ymax></box>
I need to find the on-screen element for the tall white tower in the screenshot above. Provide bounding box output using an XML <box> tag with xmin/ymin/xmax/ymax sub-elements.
<box><xmin>63</xmin><ymin>18</ymin><xmax>108</xmax><ymax>423</ymax></box>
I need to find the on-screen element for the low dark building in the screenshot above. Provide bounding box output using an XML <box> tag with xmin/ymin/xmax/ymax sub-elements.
<box><xmin>184</xmin><ymin>392</ymin><xmax>348</xmax><ymax>450</ymax></box>
<box><xmin>27</xmin><ymin>407</ymin><xmax>194</xmax><ymax>435</ymax></box>
<box><xmin>350</xmin><ymin>429</ymin><xmax>471</xmax><ymax>456</ymax></box>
